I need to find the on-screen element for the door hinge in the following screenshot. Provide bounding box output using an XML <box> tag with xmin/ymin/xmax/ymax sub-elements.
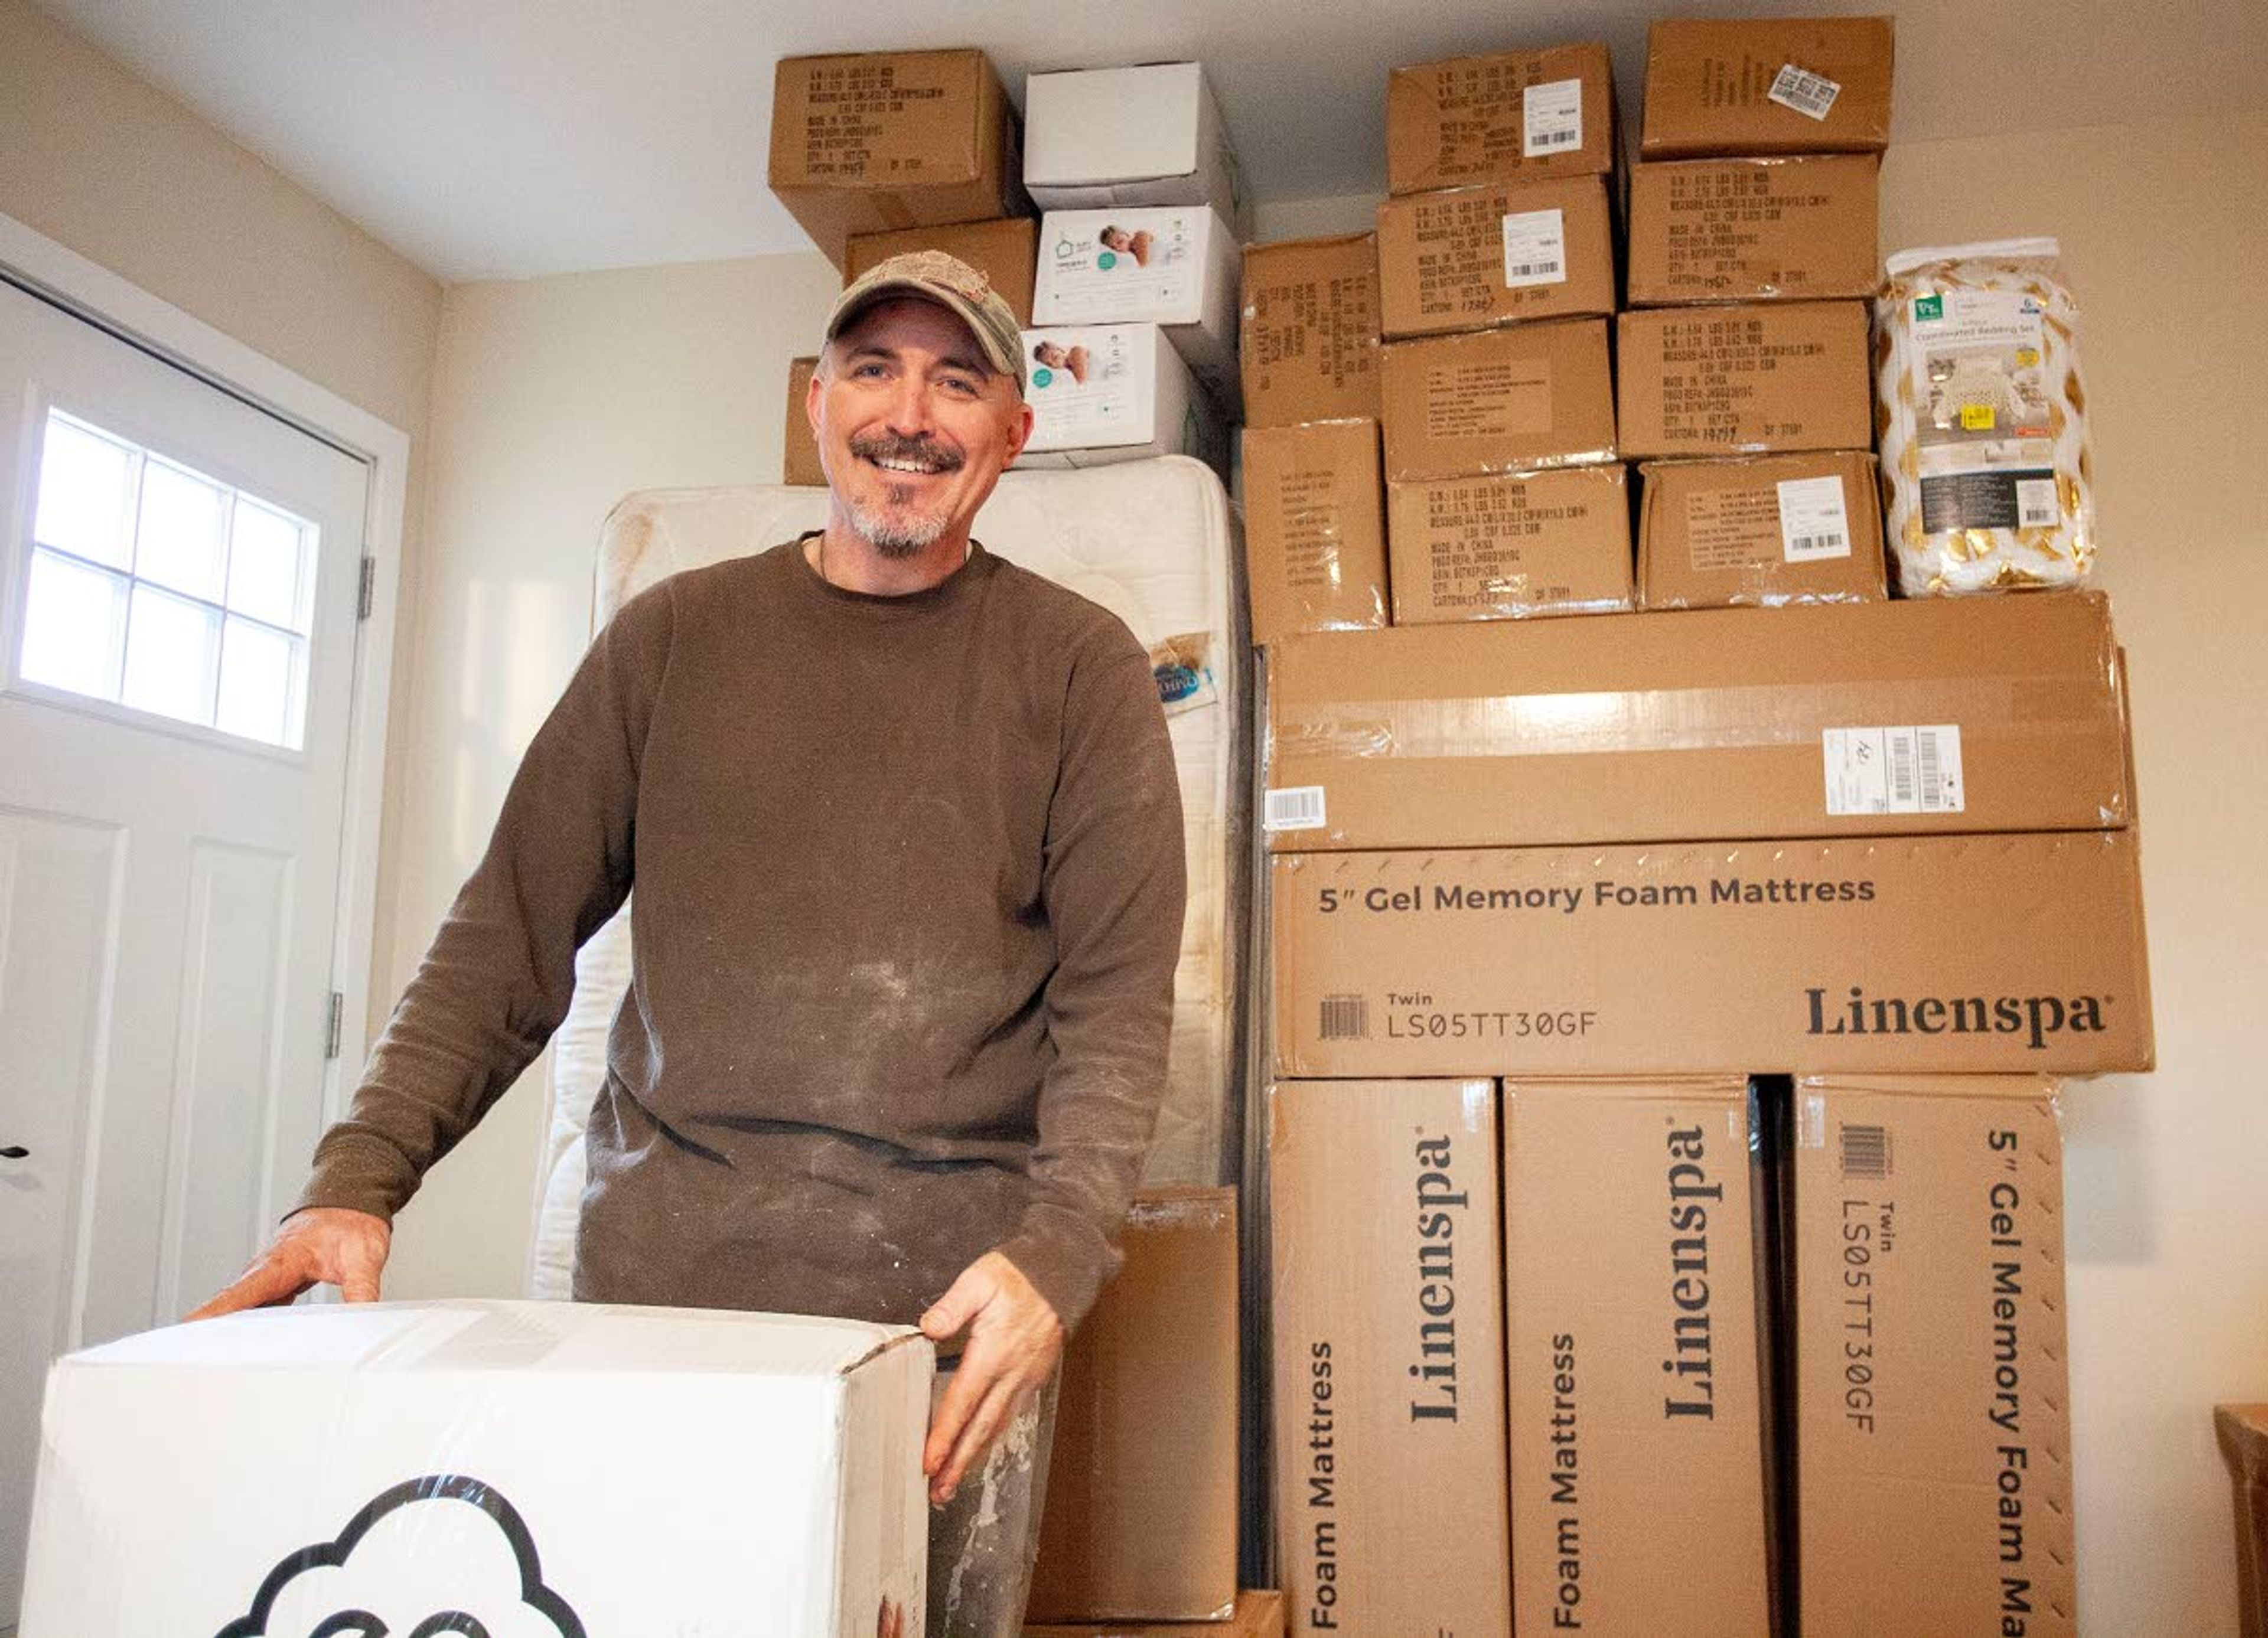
<box><xmin>357</xmin><ymin>555</ymin><xmax>376</xmax><ymax>621</ymax></box>
<box><xmin>324</xmin><ymin>991</ymin><xmax>344</xmax><ymax>1060</ymax></box>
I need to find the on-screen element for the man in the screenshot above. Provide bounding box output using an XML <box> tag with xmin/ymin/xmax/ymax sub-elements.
<box><xmin>194</xmin><ymin>252</ymin><xmax>1188</xmax><ymax>1635</ymax></box>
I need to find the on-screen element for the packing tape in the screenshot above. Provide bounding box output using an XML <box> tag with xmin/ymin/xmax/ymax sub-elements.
<box><xmin>1269</xmin><ymin>677</ymin><xmax>2102</xmax><ymax>761</ymax></box>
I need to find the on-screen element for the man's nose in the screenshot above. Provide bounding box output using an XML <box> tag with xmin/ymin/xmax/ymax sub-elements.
<box><xmin>882</xmin><ymin>375</ymin><xmax>940</xmax><ymax>437</ymax></box>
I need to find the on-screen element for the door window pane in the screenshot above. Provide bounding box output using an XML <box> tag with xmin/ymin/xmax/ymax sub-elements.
<box><xmin>121</xmin><ymin>583</ymin><xmax>221</xmax><ymax>725</ymax></box>
<box><xmin>19</xmin><ymin>549</ymin><xmax>127</xmax><ymax>699</ymax></box>
<box><xmin>134</xmin><ymin>459</ymin><xmax>228</xmax><ymax>601</ymax></box>
<box><xmin>32</xmin><ymin>413</ymin><xmax>135</xmax><ymax>569</ymax></box>
<box><xmin>226</xmin><ymin>497</ymin><xmax>312</xmax><ymax>632</ymax></box>
<box><xmin>17</xmin><ymin>408</ymin><xmax>322</xmax><ymax>750</ymax></box>
<box><xmin>216</xmin><ymin>618</ymin><xmax>302</xmax><ymax>748</ymax></box>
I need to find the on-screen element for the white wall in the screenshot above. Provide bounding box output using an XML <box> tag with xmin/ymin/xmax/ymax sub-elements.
<box><xmin>378</xmin><ymin>252</ymin><xmax>841</xmax><ymax>1298</ymax></box>
<box><xmin>1874</xmin><ymin>111</ymin><xmax>2268</xmax><ymax>1638</ymax></box>
<box><xmin>380</xmin><ymin>111</ymin><xmax>2265</xmax><ymax>1636</ymax></box>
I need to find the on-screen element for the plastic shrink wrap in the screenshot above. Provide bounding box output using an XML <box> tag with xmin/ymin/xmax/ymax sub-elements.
<box><xmin>1875</xmin><ymin>237</ymin><xmax>2095</xmax><ymax>594</ymax></box>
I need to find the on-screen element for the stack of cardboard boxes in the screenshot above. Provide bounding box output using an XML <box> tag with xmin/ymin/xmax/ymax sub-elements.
<box><xmin>1237</xmin><ymin>234</ymin><xmax>1386</xmax><ymax>647</ymax></box>
<box><xmin>1021</xmin><ymin>63</ymin><xmax>1242</xmax><ymax>475</ymax></box>
<box><xmin>1374</xmin><ymin>43</ymin><xmax>1631</xmax><ymax>627</ymax></box>
<box><xmin>1258</xmin><ymin>19</ymin><xmax>2140</xmax><ymax>1638</ymax></box>
<box><xmin>767</xmin><ymin>48</ymin><xmax>1036</xmax><ymax>487</ymax></box>
<box><xmin>768</xmin><ymin>53</ymin><xmax>1234</xmax><ymax>486</ymax></box>
<box><xmin>1624</xmin><ymin>17</ymin><xmax>1892</xmax><ymax>611</ymax></box>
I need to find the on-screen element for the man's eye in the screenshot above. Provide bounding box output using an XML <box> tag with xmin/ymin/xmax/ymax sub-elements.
<box><xmin>940</xmin><ymin>377</ymin><xmax>978</xmax><ymax>397</ymax></box>
<box><xmin>852</xmin><ymin>363</ymin><xmax>888</xmax><ymax>379</ymax></box>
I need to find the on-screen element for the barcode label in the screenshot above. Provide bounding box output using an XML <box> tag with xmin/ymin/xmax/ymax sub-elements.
<box><xmin>1319</xmin><ymin>994</ymin><xmax>1370</xmax><ymax>1040</ymax></box>
<box><xmin>1265</xmin><ymin>785</ymin><xmax>1328</xmax><ymax>832</ymax></box>
<box><xmin>1776</xmin><ymin>475</ymin><xmax>1855</xmax><ymax>562</ymax></box>
<box><xmin>1822</xmin><ymin>726</ymin><xmax>1967</xmax><ymax>815</ymax></box>
<box><xmin>1839</xmin><ymin>1122</ymin><xmax>1892</xmax><ymax>1180</ymax></box>
<box><xmin>1501</xmin><ymin>208</ymin><xmax>1569</xmax><ymax>290</ymax></box>
<box><xmin>2015</xmin><ymin>477</ymin><xmax>2060</xmax><ymax>528</ymax></box>
<box><xmin>1768</xmin><ymin>63</ymin><xmax>1843</xmax><ymax>120</ymax></box>
<box><xmin>1522</xmin><ymin>78</ymin><xmax>1584</xmax><ymax>157</ymax></box>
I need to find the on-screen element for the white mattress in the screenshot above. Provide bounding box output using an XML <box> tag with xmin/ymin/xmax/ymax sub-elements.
<box><xmin>528</xmin><ymin>456</ymin><xmax>1250</xmax><ymax>1300</ymax></box>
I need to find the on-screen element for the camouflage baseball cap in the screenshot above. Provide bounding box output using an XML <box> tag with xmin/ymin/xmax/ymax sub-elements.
<box><xmin>826</xmin><ymin>250</ymin><xmax>1027</xmax><ymax>394</ymax></box>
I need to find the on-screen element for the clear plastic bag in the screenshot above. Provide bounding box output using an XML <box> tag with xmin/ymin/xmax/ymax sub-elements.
<box><xmin>1875</xmin><ymin>237</ymin><xmax>2096</xmax><ymax>595</ymax></box>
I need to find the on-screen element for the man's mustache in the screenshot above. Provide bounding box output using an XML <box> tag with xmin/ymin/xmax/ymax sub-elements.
<box><xmin>850</xmin><ymin>432</ymin><xmax>964</xmax><ymax>474</ymax></box>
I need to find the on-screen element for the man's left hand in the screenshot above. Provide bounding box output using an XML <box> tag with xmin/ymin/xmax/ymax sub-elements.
<box><xmin>918</xmin><ymin>1251</ymin><xmax>1064</xmax><ymax>1505</ymax></box>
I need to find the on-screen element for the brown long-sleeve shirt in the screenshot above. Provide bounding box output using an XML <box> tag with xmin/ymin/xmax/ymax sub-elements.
<box><xmin>299</xmin><ymin>539</ymin><xmax>1187</xmax><ymax>1332</ymax></box>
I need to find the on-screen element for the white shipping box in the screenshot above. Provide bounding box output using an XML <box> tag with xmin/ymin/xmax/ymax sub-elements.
<box><xmin>1020</xmin><ymin>324</ymin><xmax>1227</xmax><ymax>476</ymax></box>
<box><xmin>20</xmin><ymin>1300</ymin><xmax>933</xmax><ymax>1636</ymax></box>
<box><xmin>1033</xmin><ymin>206</ymin><xmax>1242</xmax><ymax>415</ymax></box>
<box><xmin>1024</xmin><ymin>63</ymin><xmax>1253</xmax><ymax>239</ymax></box>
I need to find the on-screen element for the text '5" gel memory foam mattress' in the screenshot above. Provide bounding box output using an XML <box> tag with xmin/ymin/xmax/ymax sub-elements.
<box><xmin>530</xmin><ymin>456</ymin><xmax>1251</xmax><ymax>1300</ymax></box>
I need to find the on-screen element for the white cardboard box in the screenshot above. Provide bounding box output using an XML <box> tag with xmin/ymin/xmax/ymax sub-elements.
<box><xmin>19</xmin><ymin>1300</ymin><xmax>933</xmax><ymax>1636</ymax></box>
<box><xmin>1019</xmin><ymin>324</ymin><xmax>1227</xmax><ymax>475</ymax></box>
<box><xmin>1024</xmin><ymin>63</ymin><xmax>1253</xmax><ymax>239</ymax></box>
<box><xmin>1033</xmin><ymin>206</ymin><xmax>1241</xmax><ymax>414</ymax></box>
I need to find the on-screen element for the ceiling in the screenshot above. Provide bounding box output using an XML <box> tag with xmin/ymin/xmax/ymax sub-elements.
<box><xmin>34</xmin><ymin>0</ymin><xmax>2268</xmax><ymax>283</ymax></box>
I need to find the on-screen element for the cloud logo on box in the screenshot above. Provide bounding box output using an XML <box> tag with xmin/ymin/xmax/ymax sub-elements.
<box><xmin>214</xmin><ymin>1474</ymin><xmax>585</xmax><ymax>1638</ymax></box>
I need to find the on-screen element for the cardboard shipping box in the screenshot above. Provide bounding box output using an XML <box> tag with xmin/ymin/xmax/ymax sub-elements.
<box><xmin>1503</xmin><ymin>1078</ymin><xmax>1773</xmax><ymax>1637</ymax></box>
<box><xmin>1269</xmin><ymin>832</ymin><xmax>2154</xmax><ymax>1078</ymax></box>
<box><xmin>846</xmin><ymin>216</ymin><xmax>1039</xmax><ymax>326</ymax></box>
<box><xmin>1618</xmin><ymin>301</ymin><xmax>1873</xmax><ymax>458</ymax></box>
<box><xmin>1641</xmin><ymin>17</ymin><xmax>1896</xmax><ymax>159</ymax></box>
<box><xmin>1024</xmin><ymin>63</ymin><xmax>1252</xmax><ymax>238</ymax></box>
<box><xmin>1387</xmin><ymin>462</ymin><xmax>1632</xmax><ymax>625</ymax></box>
<box><xmin>1269</xmin><ymin>1078</ymin><xmax>1511</xmax><ymax>1637</ymax></box>
<box><xmin>1241</xmin><ymin>234</ymin><xmax>1381</xmax><ymax>427</ymax></box>
<box><xmin>1020</xmin><ymin>324</ymin><xmax>1227</xmax><ymax>475</ymax></box>
<box><xmin>1263</xmin><ymin>591</ymin><xmax>2130</xmax><ymax>851</ymax></box>
<box><xmin>1028</xmin><ymin>1189</ymin><xmax>1239</xmax><ymax>1624</ymax></box>
<box><xmin>1387</xmin><ymin>43</ymin><xmax>1617</xmax><ymax>194</ymax></box>
<box><xmin>1377</xmin><ymin>173</ymin><xmax>1616</xmax><ymax>338</ymax></box>
<box><xmin>20</xmin><ymin>1301</ymin><xmax>932</xmax><ymax>1634</ymax></box>
<box><xmin>1025</xmin><ymin>1589</ymin><xmax>1287</xmax><ymax>1638</ymax></box>
<box><xmin>784</xmin><ymin>355</ymin><xmax>824</xmax><ymax>487</ymax></box>
<box><xmin>1380</xmin><ymin>318</ymin><xmax>1616</xmax><ymax>482</ymax></box>
<box><xmin>769</xmin><ymin>50</ymin><xmax>1028</xmax><ymax>269</ymax></box>
<box><xmin>1242</xmin><ymin>420</ymin><xmax>1389</xmax><ymax>645</ymax></box>
<box><xmin>1639</xmin><ymin>451</ymin><xmax>1886</xmax><ymax>609</ymax></box>
<box><xmin>1626</xmin><ymin>155</ymin><xmax>1881</xmax><ymax>305</ymax></box>
<box><xmin>1788</xmin><ymin>1075</ymin><xmax>2075</xmax><ymax>1638</ymax></box>
<box><xmin>1032</xmin><ymin>205</ymin><xmax>1242</xmax><ymax>413</ymax></box>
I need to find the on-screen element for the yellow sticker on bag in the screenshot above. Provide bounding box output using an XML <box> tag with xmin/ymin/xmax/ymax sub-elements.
<box><xmin>1960</xmin><ymin>403</ymin><xmax>1996</xmax><ymax>431</ymax></box>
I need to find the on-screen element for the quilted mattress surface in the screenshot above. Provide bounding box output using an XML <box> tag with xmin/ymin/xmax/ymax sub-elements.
<box><xmin>528</xmin><ymin>456</ymin><xmax>1249</xmax><ymax>1299</ymax></box>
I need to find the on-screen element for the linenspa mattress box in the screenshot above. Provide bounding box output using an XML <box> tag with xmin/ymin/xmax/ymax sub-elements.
<box><xmin>531</xmin><ymin>461</ymin><xmax>1251</xmax><ymax>1297</ymax></box>
<box><xmin>19</xmin><ymin>1300</ymin><xmax>932</xmax><ymax>1635</ymax></box>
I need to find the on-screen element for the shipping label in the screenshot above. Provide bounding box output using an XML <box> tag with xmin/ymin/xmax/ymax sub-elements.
<box><xmin>1500</xmin><ymin>208</ymin><xmax>1569</xmax><ymax>289</ymax></box>
<box><xmin>1821</xmin><ymin>726</ymin><xmax>1966</xmax><ymax>816</ymax></box>
<box><xmin>1522</xmin><ymin>78</ymin><xmax>1585</xmax><ymax>156</ymax></box>
<box><xmin>1767</xmin><ymin>62</ymin><xmax>1843</xmax><ymax>120</ymax></box>
<box><xmin>1777</xmin><ymin>474</ymin><xmax>1855</xmax><ymax>561</ymax></box>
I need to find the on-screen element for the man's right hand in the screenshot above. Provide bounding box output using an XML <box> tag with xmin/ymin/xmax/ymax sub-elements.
<box><xmin>186</xmin><ymin>1206</ymin><xmax>391</xmax><ymax>1320</ymax></box>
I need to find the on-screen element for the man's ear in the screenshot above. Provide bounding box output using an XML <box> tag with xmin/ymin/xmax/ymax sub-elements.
<box><xmin>806</xmin><ymin>354</ymin><xmax>832</xmax><ymax>452</ymax></box>
<box><xmin>1001</xmin><ymin>397</ymin><xmax>1036</xmax><ymax>465</ymax></box>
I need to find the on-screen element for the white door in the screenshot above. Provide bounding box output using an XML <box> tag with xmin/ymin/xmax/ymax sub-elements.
<box><xmin>0</xmin><ymin>275</ymin><xmax>371</xmax><ymax>1621</ymax></box>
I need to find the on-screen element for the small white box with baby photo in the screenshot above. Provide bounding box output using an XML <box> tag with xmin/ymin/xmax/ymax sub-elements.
<box><xmin>18</xmin><ymin>1300</ymin><xmax>932</xmax><ymax>1636</ymax></box>
<box><xmin>1033</xmin><ymin>208</ymin><xmax>1242</xmax><ymax>417</ymax></box>
<box><xmin>1019</xmin><ymin>325</ymin><xmax>1227</xmax><ymax>478</ymax></box>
